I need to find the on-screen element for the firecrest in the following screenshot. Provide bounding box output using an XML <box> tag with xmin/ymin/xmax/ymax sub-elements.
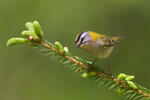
<box><xmin>75</xmin><ymin>31</ymin><xmax>121</xmax><ymax>59</ymax></box>
<box><xmin>75</xmin><ymin>31</ymin><xmax>120</xmax><ymax>58</ymax></box>
<box><xmin>75</xmin><ymin>31</ymin><xmax>121</xmax><ymax>76</ymax></box>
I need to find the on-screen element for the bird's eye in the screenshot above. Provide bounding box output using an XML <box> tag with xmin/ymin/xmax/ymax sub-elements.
<box><xmin>81</xmin><ymin>38</ymin><xmax>84</xmax><ymax>42</ymax></box>
<box><xmin>81</xmin><ymin>37</ymin><xmax>86</xmax><ymax>44</ymax></box>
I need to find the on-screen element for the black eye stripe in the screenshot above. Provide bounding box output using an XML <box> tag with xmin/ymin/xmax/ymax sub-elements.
<box><xmin>75</xmin><ymin>32</ymin><xmax>84</xmax><ymax>44</ymax></box>
<box><xmin>81</xmin><ymin>37</ymin><xmax>85</xmax><ymax>43</ymax></box>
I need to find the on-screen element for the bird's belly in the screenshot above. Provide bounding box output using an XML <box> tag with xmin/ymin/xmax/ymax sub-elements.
<box><xmin>97</xmin><ymin>46</ymin><xmax>114</xmax><ymax>58</ymax></box>
<box><xmin>82</xmin><ymin>45</ymin><xmax>114</xmax><ymax>58</ymax></box>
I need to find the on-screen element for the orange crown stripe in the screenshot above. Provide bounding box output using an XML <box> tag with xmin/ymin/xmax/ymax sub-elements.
<box><xmin>88</xmin><ymin>31</ymin><xmax>104</xmax><ymax>42</ymax></box>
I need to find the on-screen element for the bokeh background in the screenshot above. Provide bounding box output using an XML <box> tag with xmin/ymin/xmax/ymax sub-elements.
<box><xmin>0</xmin><ymin>0</ymin><xmax>150</xmax><ymax>100</ymax></box>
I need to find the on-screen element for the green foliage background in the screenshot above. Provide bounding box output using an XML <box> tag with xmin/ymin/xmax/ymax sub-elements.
<box><xmin>0</xmin><ymin>0</ymin><xmax>150</xmax><ymax>100</ymax></box>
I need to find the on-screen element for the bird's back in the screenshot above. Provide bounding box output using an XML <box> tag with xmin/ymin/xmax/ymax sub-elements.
<box><xmin>87</xmin><ymin>32</ymin><xmax>121</xmax><ymax>58</ymax></box>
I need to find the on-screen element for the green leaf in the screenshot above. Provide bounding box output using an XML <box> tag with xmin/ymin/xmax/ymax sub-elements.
<box><xmin>25</xmin><ymin>22</ymin><xmax>34</xmax><ymax>32</ymax></box>
<box><xmin>129</xmin><ymin>93</ymin><xmax>137</xmax><ymax>99</ymax></box>
<box><xmin>63</xmin><ymin>60</ymin><xmax>71</xmax><ymax>64</ymax></box>
<box><xmin>98</xmin><ymin>79</ymin><xmax>107</xmax><ymax>87</ymax></box>
<box><xmin>133</xmin><ymin>95</ymin><xmax>144</xmax><ymax>100</ymax></box>
<box><xmin>7</xmin><ymin>37</ymin><xmax>29</xmax><ymax>47</ymax></box>
<box><xmin>127</xmin><ymin>81</ymin><xmax>137</xmax><ymax>89</ymax></box>
<box><xmin>33</xmin><ymin>21</ymin><xmax>43</xmax><ymax>38</ymax></box>
<box><xmin>39</xmin><ymin>49</ymin><xmax>49</xmax><ymax>52</ymax></box>
<box><xmin>125</xmin><ymin>75</ymin><xmax>135</xmax><ymax>81</ymax></box>
<box><xmin>125</xmin><ymin>90</ymin><xmax>135</xmax><ymax>94</ymax></box>
<box><xmin>103</xmin><ymin>81</ymin><xmax>112</xmax><ymax>87</ymax></box>
<box><xmin>68</xmin><ymin>63</ymin><xmax>77</xmax><ymax>68</ymax></box>
<box><xmin>74</xmin><ymin>67</ymin><xmax>82</xmax><ymax>73</ymax></box>
<box><xmin>71</xmin><ymin>65</ymin><xmax>78</xmax><ymax>70</ymax></box>
<box><xmin>55</xmin><ymin>41</ymin><xmax>64</xmax><ymax>51</ymax></box>
<box><xmin>21</xmin><ymin>30</ymin><xmax>38</xmax><ymax>39</ymax></box>
<box><xmin>109</xmin><ymin>84</ymin><xmax>117</xmax><ymax>90</ymax></box>
<box><xmin>117</xmin><ymin>73</ymin><xmax>127</xmax><ymax>80</ymax></box>
<box><xmin>117</xmin><ymin>88</ymin><xmax>125</xmax><ymax>96</ymax></box>
<box><xmin>63</xmin><ymin>47</ymin><xmax>69</xmax><ymax>54</ymax></box>
<box><xmin>93</xmin><ymin>76</ymin><xmax>101</xmax><ymax>83</ymax></box>
<box><xmin>82</xmin><ymin>72</ymin><xmax>89</xmax><ymax>78</ymax></box>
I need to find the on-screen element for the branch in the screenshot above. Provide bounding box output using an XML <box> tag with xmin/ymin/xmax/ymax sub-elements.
<box><xmin>7</xmin><ymin>21</ymin><xmax>150</xmax><ymax>100</ymax></box>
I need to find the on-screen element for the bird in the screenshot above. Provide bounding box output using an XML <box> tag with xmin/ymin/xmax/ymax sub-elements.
<box><xmin>75</xmin><ymin>31</ymin><xmax>121</xmax><ymax>76</ymax></box>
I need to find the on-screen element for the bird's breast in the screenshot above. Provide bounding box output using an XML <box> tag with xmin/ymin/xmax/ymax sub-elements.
<box><xmin>81</xmin><ymin>42</ymin><xmax>114</xmax><ymax>58</ymax></box>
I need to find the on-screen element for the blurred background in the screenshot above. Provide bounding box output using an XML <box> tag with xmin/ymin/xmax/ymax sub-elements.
<box><xmin>0</xmin><ymin>0</ymin><xmax>150</xmax><ymax>100</ymax></box>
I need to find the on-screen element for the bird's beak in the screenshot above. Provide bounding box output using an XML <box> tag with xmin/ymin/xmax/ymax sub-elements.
<box><xmin>76</xmin><ymin>43</ymin><xmax>81</xmax><ymax>48</ymax></box>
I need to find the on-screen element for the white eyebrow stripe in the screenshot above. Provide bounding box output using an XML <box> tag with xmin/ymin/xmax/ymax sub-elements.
<box><xmin>80</xmin><ymin>32</ymin><xmax>88</xmax><ymax>39</ymax></box>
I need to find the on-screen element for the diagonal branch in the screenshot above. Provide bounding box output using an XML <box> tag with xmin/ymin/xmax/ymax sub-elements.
<box><xmin>38</xmin><ymin>40</ymin><xmax>150</xmax><ymax>99</ymax></box>
<box><xmin>7</xmin><ymin>21</ymin><xmax>150</xmax><ymax>100</ymax></box>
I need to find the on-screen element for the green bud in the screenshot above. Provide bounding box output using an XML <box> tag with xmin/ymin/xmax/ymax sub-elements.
<box><xmin>89</xmin><ymin>71</ymin><xmax>97</xmax><ymax>76</ymax></box>
<box><xmin>125</xmin><ymin>75</ymin><xmax>135</xmax><ymax>81</ymax></box>
<box><xmin>55</xmin><ymin>41</ymin><xmax>63</xmax><ymax>51</ymax></box>
<box><xmin>117</xmin><ymin>88</ymin><xmax>125</xmax><ymax>96</ymax></box>
<box><xmin>33</xmin><ymin>21</ymin><xmax>43</xmax><ymax>38</ymax></box>
<box><xmin>63</xmin><ymin>47</ymin><xmax>69</xmax><ymax>53</ymax></box>
<box><xmin>7</xmin><ymin>37</ymin><xmax>29</xmax><ymax>47</ymax></box>
<box><xmin>117</xmin><ymin>73</ymin><xmax>127</xmax><ymax>80</ymax></box>
<box><xmin>21</xmin><ymin>31</ymin><xmax>38</xmax><ymax>39</ymax></box>
<box><xmin>127</xmin><ymin>81</ymin><xmax>137</xmax><ymax>89</ymax></box>
<box><xmin>86</xmin><ymin>61</ymin><xmax>92</xmax><ymax>64</ymax></box>
<box><xmin>82</xmin><ymin>72</ymin><xmax>89</xmax><ymax>78</ymax></box>
<box><xmin>25</xmin><ymin>22</ymin><xmax>34</xmax><ymax>32</ymax></box>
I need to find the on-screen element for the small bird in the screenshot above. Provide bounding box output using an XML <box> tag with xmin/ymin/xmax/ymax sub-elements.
<box><xmin>75</xmin><ymin>31</ymin><xmax>121</xmax><ymax>76</ymax></box>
